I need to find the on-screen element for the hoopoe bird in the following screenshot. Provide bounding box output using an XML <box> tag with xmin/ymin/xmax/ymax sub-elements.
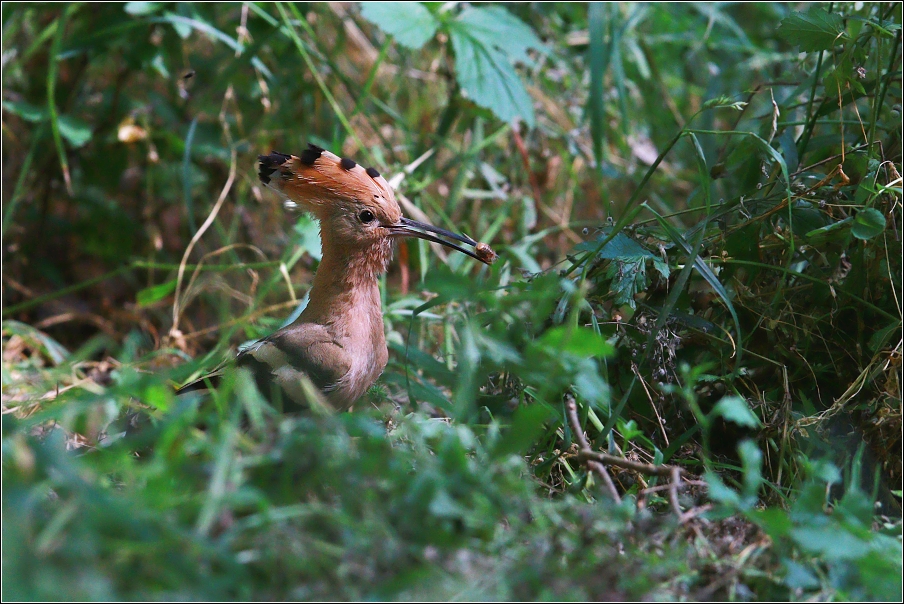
<box><xmin>178</xmin><ymin>144</ymin><xmax>496</xmax><ymax>409</ymax></box>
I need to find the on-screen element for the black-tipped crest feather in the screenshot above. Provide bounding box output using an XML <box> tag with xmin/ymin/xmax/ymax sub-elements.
<box><xmin>299</xmin><ymin>143</ymin><xmax>324</xmax><ymax>166</ymax></box>
<box><xmin>258</xmin><ymin>151</ymin><xmax>291</xmax><ymax>185</ymax></box>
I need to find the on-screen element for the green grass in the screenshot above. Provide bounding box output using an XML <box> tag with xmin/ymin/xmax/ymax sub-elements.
<box><xmin>2</xmin><ymin>2</ymin><xmax>902</xmax><ymax>600</ymax></box>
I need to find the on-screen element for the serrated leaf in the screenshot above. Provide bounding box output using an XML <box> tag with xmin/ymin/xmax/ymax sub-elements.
<box><xmin>359</xmin><ymin>2</ymin><xmax>439</xmax><ymax>50</ymax></box>
<box><xmin>606</xmin><ymin>257</ymin><xmax>647</xmax><ymax>309</ymax></box>
<box><xmin>712</xmin><ymin>395</ymin><xmax>761</xmax><ymax>428</ymax></box>
<box><xmin>574</xmin><ymin>231</ymin><xmax>655</xmax><ymax>260</ymax></box>
<box><xmin>578</xmin><ymin>231</ymin><xmax>664</xmax><ymax>309</ymax></box>
<box><xmin>652</xmin><ymin>256</ymin><xmax>670</xmax><ymax>280</ymax></box>
<box><xmin>448</xmin><ymin>6</ymin><xmax>545</xmax><ymax>127</ymax></box>
<box><xmin>750</xmin><ymin>507</ymin><xmax>793</xmax><ymax>538</ymax></box>
<box><xmin>450</xmin><ymin>32</ymin><xmax>534</xmax><ymax>127</ymax></box>
<box><xmin>779</xmin><ymin>7</ymin><xmax>848</xmax><ymax>51</ymax></box>
<box><xmin>454</xmin><ymin>6</ymin><xmax>545</xmax><ymax>64</ymax></box>
<box><xmin>851</xmin><ymin>208</ymin><xmax>885</xmax><ymax>240</ymax></box>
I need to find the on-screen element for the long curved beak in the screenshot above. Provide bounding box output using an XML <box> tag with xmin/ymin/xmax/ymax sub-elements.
<box><xmin>386</xmin><ymin>217</ymin><xmax>495</xmax><ymax>265</ymax></box>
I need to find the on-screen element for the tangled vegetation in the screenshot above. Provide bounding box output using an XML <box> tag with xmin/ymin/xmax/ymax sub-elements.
<box><xmin>2</xmin><ymin>2</ymin><xmax>902</xmax><ymax>600</ymax></box>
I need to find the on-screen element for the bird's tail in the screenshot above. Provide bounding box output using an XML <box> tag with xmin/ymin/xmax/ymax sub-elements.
<box><xmin>174</xmin><ymin>373</ymin><xmax>221</xmax><ymax>395</ymax></box>
<box><xmin>174</xmin><ymin>359</ymin><xmax>230</xmax><ymax>395</ymax></box>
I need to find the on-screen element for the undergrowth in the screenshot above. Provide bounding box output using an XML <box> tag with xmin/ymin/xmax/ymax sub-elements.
<box><xmin>2</xmin><ymin>2</ymin><xmax>902</xmax><ymax>600</ymax></box>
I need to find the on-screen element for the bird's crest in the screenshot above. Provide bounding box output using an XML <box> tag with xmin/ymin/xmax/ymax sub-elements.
<box><xmin>258</xmin><ymin>144</ymin><xmax>397</xmax><ymax>217</ymax></box>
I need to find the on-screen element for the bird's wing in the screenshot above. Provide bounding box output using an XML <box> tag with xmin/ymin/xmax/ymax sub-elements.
<box><xmin>235</xmin><ymin>323</ymin><xmax>352</xmax><ymax>404</ymax></box>
<box><xmin>175</xmin><ymin>323</ymin><xmax>352</xmax><ymax>407</ymax></box>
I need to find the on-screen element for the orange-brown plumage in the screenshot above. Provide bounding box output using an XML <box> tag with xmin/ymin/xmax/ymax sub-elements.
<box><xmin>259</xmin><ymin>145</ymin><xmax>400</xmax><ymax>226</ymax></box>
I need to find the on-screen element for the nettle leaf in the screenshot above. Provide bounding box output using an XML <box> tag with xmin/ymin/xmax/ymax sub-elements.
<box><xmin>607</xmin><ymin>258</ymin><xmax>647</xmax><ymax>309</ymax></box>
<box><xmin>448</xmin><ymin>6</ymin><xmax>545</xmax><ymax>127</ymax></box>
<box><xmin>779</xmin><ymin>7</ymin><xmax>848</xmax><ymax>52</ymax></box>
<box><xmin>576</xmin><ymin>232</ymin><xmax>669</xmax><ymax>309</ymax></box>
<box><xmin>359</xmin><ymin>2</ymin><xmax>439</xmax><ymax>50</ymax></box>
<box><xmin>455</xmin><ymin>6</ymin><xmax>544</xmax><ymax>65</ymax></box>
<box><xmin>851</xmin><ymin>207</ymin><xmax>885</xmax><ymax>240</ymax></box>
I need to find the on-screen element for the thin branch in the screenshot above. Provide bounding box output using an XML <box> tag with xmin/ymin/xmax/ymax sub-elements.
<box><xmin>567</xmin><ymin>395</ymin><xmax>703</xmax><ymax>522</ymax></box>
<box><xmin>564</xmin><ymin>395</ymin><xmax>621</xmax><ymax>502</ymax></box>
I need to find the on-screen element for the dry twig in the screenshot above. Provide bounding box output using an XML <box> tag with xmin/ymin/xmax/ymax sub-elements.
<box><xmin>566</xmin><ymin>394</ymin><xmax>701</xmax><ymax>521</ymax></box>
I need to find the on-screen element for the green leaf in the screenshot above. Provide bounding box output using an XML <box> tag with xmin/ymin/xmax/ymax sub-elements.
<box><xmin>2</xmin><ymin>100</ymin><xmax>47</xmax><ymax>122</ymax></box>
<box><xmin>455</xmin><ymin>6</ymin><xmax>544</xmax><ymax>65</ymax></box>
<box><xmin>124</xmin><ymin>2</ymin><xmax>165</xmax><ymax>16</ymax></box>
<box><xmin>137</xmin><ymin>280</ymin><xmax>177</xmax><ymax>306</ymax></box>
<box><xmin>429</xmin><ymin>489</ymin><xmax>466</xmax><ymax>519</ymax></box>
<box><xmin>804</xmin><ymin>216</ymin><xmax>853</xmax><ymax>244</ymax></box>
<box><xmin>750</xmin><ymin>507</ymin><xmax>793</xmax><ymax>538</ymax></box>
<box><xmin>492</xmin><ymin>404</ymin><xmax>552</xmax><ymax>458</ymax></box>
<box><xmin>791</xmin><ymin>201</ymin><xmax>830</xmax><ymax>237</ymax></box>
<box><xmin>58</xmin><ymin>115</ymin><xmax>92</xmax><ymax>147</ymax></box>
<box><xmin>359</xmin><ymin>2</ymin><xmax>439</xmax><ymax>50</ymax></box>
<box><xmin>851</xmin><ymin>208</ymin><xmax>885</xmax><ymax>240</ymax></box>
<box><xmin>574</xmin><ymin>231</ymin><xmax>652</xmax><ymax>259</ymax></box>
<box><xmin>779</xmin><ymin>7</ymin><xmax>848</xmax><ymax>51</ymax></box>
<box><xmin>868</xmin><ymin>321</ymin><xmax>899</xmax><ymax>352</ymax></box>
<box><xmin>790</xmin><ymin>525</ymin><xmax>871</xmax><ymax>561</ymax></box>
<box><xmin>2</xmin><ymin>102</ymin><xmax>91</xmax><ymax>147</ymax></box>
<box><xmin>738</xmin><ymin>439</ymin><xmax>763</xmax><ymax>502</ymax></box>
<box><xmin>823</xmin><ymin>54</ymin><xmax>856</xmax><ymax>95</ymax></box>
<box><xmin>705</xmin><ymin>470</ymin><xmax>741</xmax><ymax>507</ymax></box>
<box><xmin>574</xmin><ymin>231</ymin><xmax>667</xmax><ymax>309</ymax></box>
<box><xmin>448</xmin><ymin>6</ymin><xmax>545</xmax><ymax>127</ymax></box>
<box><xmin>783</xmin><ymin>560</ymin><xmax>821</xmax><ymax>590</ymax></box>
<box><xmin>606</xmin><ymin>257</ymin><xmax>647</xmax><ymax>309</ymax></box>
<box><xmin>712</xmin><ymin>395</ymin><xmax>761</xmax><ymax>428</ymax></box>
<box><xmin>537</xmin><ymin>326</ymin><xmax>614</xmax><ymax>358</ymax></box>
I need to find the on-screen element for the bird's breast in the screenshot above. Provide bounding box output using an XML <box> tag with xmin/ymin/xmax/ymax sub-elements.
<box><xmin>327</xmin><ymin>313</ymin><xmax>388</xmax><ymax>408</ymax></box>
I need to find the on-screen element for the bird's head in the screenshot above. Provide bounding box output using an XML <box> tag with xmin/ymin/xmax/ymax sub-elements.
<box><xmin>258</xmin><ymin>144</ymin><xmax>496</xmax><ymax>269</ymax></box>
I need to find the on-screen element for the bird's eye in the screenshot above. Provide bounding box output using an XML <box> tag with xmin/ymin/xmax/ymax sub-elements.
<box><xmin>359</xmin><ymin>210</ymin><xmax>375</xmax><ymax>224</ymax></box>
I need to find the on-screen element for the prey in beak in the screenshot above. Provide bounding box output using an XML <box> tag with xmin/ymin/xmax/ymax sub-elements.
<box><xmin>386</xmin><ymin>217</ymin><xmax>496</xmax><ymax>265</ymax></box>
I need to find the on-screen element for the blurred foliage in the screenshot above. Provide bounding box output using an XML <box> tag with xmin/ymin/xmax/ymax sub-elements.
<box><xmin>2</xmin><ymin>2</ymin><xmax>902</xmax><ymax>600</ymax></box>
